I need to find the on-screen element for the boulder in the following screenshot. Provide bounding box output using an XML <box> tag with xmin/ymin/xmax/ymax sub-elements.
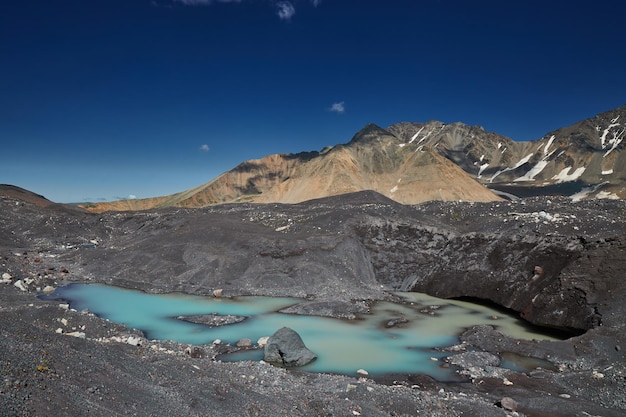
<box><xmin>264</xmin><ymin>327</ymin><xmax>317</xmax><ymax>367</ymax></box>
<box><xmin>498</xmin><ymin>397</ymin><xmax>519</xmax><ymax>412</ymax></box>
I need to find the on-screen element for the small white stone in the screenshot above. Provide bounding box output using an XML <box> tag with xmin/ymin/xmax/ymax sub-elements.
<box><xmin>559</xmin><ymin>393</ymin><xmax>571</xmax><ymax>399</ymax></box>
<box><xmin>60</xmin><ymin>318</ymin><xmax>68</xmax><ymax>326</ymax></box>
<box><xmin>126</xmin><ymin>336</ymin><xmax>141</xmax><ymax>346</ymax></box>
<box><xmin>256</xmin><ymin>336</ymin><xmax>270</xmax><ymax>347</ymax></box>
<box><xmin>55</xmin><ymin>328</ymin><xmax>64</xmax><ymax>334</ymax></box>
<box><xmin>13</xmin><ymin>280</ymin><xmax>28</xmax><ymax>291</ymax></box>
<box><xmin>503</xmin><ymin>378</ymin><xmax>514</xmax><ymax>385</ymax></box>
<box><xmin>59</xmin><ymin>303</ymin><xmax>70</xmax><ymax>310</ymax></box>
<box><xmin>66</xmin><ymin>331</ymin><xmax>86</xmax><ymax>339</ymax></box>
<box><xmin>42</xmin><ymin>285</ymin><xmax>55</xmax><ymax>295</ymax></box>
<box><xmin>212</xmin><ymin>339</ymin><xmax>222</xmax><ymax>345</ymax></box>
<box><xmin>356</xmin><ymin>369</ymin><xmax>369</xmax><ymax>376</ymax></box>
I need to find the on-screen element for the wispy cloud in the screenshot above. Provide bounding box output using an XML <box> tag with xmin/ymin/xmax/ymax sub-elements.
<box><xmin>171</xmin><ymin>0</ymin><xmax>320</xmax><ymax>21</ymax></box>
<box><xmin>199</xmin><ymin>144</ymin><xmax>210</xmax><ymax>152</ymax></box>
<box><xmin>174</xmin><ymin>0</ymin><xmax>241</xmax><ymax>5</ymax></box>
<box><xmin>329</xmin><ymin>101</ymin><xmax>345</xmax><ymax>114</ymax></box>
<box><xmin>276</xmin><ymin>1</ymin><xmax>295</xmax><ymax>21</ymax></box>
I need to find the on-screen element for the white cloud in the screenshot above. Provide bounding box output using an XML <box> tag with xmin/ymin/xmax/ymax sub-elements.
<box><xmin>329</xmin><ymin>101</ymin><xmax>345</xmax><ymax>114</ymax></box>
<box><xmin>128</xmin><ymin>194</ymin><xmax>138</xmax><ymax>200</ymax></box>
<box><xmin>172</xmin><ymin>0</ymin><xmax>316</xmax><ymax>21</ymax></box>
<box><xmin>174</xmin><ymin>0</ymin><xmax>241</xmax><ymax>5</ymax></box>
<box><xmin>276</xmin><ymin>1</ymin><xmax>295</xmax><ymax>20</ymax></box>
<box><xmin>172</xmin><ymin>0</ymin><xmax>317</xmax><ymax>21</ymax></box>
<box><xmin>200</xmin><ymin>144</ymin><xmax>210</xmax><ymax>152</ymax></box>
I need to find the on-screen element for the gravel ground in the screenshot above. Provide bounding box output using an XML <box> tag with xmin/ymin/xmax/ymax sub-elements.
<box><xmin>2</xmin><ymin>191</ymin><xmax>626</xmax><ymax>416</ymax></box>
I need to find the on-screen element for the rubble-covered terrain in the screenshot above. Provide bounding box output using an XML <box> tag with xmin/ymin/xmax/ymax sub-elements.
<box><xmin>2</xmin><ymin>190</ymin><xmax>626</xmax><ymax>416</ymax></box>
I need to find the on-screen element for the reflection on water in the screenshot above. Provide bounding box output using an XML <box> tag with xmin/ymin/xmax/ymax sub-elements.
<box><xmin>42</xmin><ymin>283</ymin><xmax>563</xmax><ymax>380</ymax></box>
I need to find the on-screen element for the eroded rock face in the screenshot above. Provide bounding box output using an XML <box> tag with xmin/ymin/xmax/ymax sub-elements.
<box><xmin>356</xmin><ymin>198</ymin><xmax>626</xmax><ymax>332</ymax></box>
<box><xmin>264</xmin><ymin>327</ymin><xmax>317</xmax><ymax>367</ymax></box>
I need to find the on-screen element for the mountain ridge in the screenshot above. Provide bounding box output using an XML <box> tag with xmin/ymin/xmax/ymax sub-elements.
<box><xmin>83</xmin><ymin>126</ymin><xmax>503</xmax><ymax>212</ymax></box>
<box><xmin>38</xmin><ymin>104</ymin><xmax>626</xmax><ymax>212</ymax></box>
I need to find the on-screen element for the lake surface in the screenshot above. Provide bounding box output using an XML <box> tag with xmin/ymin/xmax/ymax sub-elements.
<box><xmin>43</xmin><ymin>283</ymin><xmax>562</xmax><ymax>380</ymax></box>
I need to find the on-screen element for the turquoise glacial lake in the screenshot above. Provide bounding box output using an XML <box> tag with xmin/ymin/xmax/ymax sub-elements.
<box><xmin>43</xmin><ymin>284</ymin><xmax>562</xmax><ymax>380</ymax></box>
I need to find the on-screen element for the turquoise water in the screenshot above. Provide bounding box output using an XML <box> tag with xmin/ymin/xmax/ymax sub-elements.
<box><xmin>43</xmin><ymin>284</ymin><xmax>561</xmax><ymax>380</ymax></box>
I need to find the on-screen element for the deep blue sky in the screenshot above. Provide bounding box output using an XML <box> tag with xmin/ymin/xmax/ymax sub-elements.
<box><xmin>2</xmin><ymin>0</ymin><xmax>625</xmax><ymax>203</ymax></box>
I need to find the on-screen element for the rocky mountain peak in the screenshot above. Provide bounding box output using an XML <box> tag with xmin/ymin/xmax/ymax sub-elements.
<box><xmin>543</xmin><ymin>104</ymin><xmax>626</xmax><ymax>153</ymax></box>
<box><xmin>348</xmin><ymin>123</ymin><xmax>397</xmax><ymax>145</ymax></box>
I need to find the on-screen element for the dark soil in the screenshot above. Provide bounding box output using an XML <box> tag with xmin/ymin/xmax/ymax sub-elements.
<box><xmin>2</xmin><ymin>190</ymin><xmax>626</xmax><ymax>416</ymax></box>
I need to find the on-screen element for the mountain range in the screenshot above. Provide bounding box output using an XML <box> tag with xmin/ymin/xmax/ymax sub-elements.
<box><xmin>72</xmin><ymin>104</ymin><xmax>626</xmax><ymax>211</ymax></box>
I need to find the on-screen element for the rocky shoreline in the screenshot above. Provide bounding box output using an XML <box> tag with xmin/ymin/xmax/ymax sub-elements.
<box><xmin>2</xmin><ymin>191</ymin><xmax>626</xmax><ymax>416</ymax></box>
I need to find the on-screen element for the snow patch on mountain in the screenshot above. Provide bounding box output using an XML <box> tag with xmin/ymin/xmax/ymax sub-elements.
<box><xmin>552</xmin><ymin>166</ymin><xmax>586</xmax><ymax>183</ymax></box>
<box><xmin>477</xmin><ymin>163</ymin><xmax>490</xmax><ymax>178</ymax></box>
<box><xmin>543</xmin><ymin>135</ymin><xmax>556</xmax><ymax>155</ymax></box>
<box><xmin>571</xmin><ymin>182</ymin><xmax>610</xmax><ymax>202</ymax></box>
<box><xmin>596</xmin><ymin>191</ymin><xmax>620</xmax><ymax>200</ymax></box>
<box><xmin>599</xmin><ymin>115</ymin><xmax>623</xmax><ymax>156</ymax></box>
<box><xmin>603</xmin><ymin>126</ymin><xmax>625</xmax><ymax>157</ymax></box>
<box><xmin>409</xmin><ymin>127</ymin><xmax>425</xmax><ymax>144</ymax></box>
<box><xmin>489</xmin><ymin>153</ymin><xmax>533</xmax><ymax>183</ymax></box>
<box><xmin>514</xmin><ymin>135</ymin><xmax>558</xmax><ymax>182</ymax></box>
<box><xmin>514</xmin><ymin>160</ymin><xmax>549</xmax><ymax>182</ymax></box>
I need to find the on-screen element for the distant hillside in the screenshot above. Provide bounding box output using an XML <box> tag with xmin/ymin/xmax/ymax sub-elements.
<box><xmin>0</xmin><ymin>184</ymin><xmax>87</xmax><ymax>214</ymax></box>
<box><xmin>0</xmin><ymin>184</ymin><xmax>54</xmax><ymax>207</ymax></box>
<box><xmin>80</xmin><ymin>104</ymin><xmax>626</xmax><ymax>212</ymax></box>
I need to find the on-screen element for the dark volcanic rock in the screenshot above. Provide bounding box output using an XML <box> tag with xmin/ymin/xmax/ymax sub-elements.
<box><xmin>2</xmin><ymin>190</ymin><xmax>626</xmax><ymax>416</ymax></box>
<box><xmin>264</xmin><ymin>327</ymin><xmax>317</xmax><ymax>367</ymax></box>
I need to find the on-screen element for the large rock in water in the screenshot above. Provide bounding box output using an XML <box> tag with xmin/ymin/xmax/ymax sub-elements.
<box><xmin>264</xmin><ymin>327</ymin><xmax>317</xmax><ymax>367</ymax></box>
